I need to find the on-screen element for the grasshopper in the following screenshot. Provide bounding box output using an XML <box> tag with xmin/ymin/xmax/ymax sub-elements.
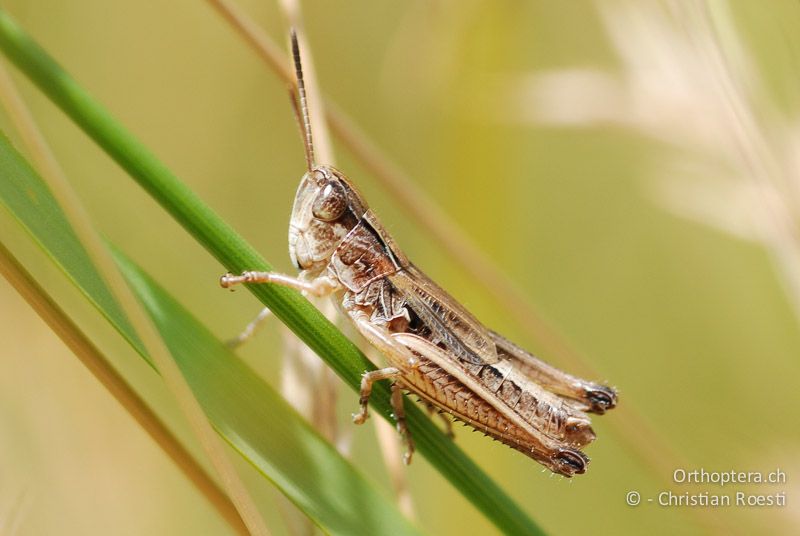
<box><xmin>221</xmin><ymin>31</ymin><xmax>617</xmax><ymax>477</ymax></box>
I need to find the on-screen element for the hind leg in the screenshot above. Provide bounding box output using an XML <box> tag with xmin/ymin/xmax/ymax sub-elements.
<box><xmin>391</xmin><ymin>382</ymin><xmax>415</xmax><ymax>465</ymax></box>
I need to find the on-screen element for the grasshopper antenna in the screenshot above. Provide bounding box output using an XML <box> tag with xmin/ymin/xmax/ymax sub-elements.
<box><xmin>290</xmin><ymin>28</ymin><xmax>315</xmax><ymax>172</ymax></box>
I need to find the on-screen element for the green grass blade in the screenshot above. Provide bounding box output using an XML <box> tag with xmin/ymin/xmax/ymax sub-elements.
<box><xmin>0</xmin><ymin>9</ymin><xmax>546</xmax><ymax>535</ymax></box>
<box><xmin>0</xmin><ymin>131</ymin><xmax>423</xmax><ymax>536</ymax></box>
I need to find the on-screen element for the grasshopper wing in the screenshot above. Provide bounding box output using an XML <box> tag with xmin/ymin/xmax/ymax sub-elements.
<box><xmin>388</xmin><ymin>265</ymin><xmax>498</xmax><ymax>365</ymax></box>
<box><xmin>489</xmin><ymin>330</ymin><xmax>617</xmax><ymax>414</ymax></box>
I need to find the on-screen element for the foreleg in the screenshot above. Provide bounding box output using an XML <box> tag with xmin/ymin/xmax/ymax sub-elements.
<box><xmin>220</xmin><ymin>271</ymin><xmax>339</xmax><ymax>297</ymax></box>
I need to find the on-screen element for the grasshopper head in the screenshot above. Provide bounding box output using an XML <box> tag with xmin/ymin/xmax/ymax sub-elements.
<box><xmin>289</xmin><ymin>165</ymin><xmax>368</xmax><ymax>273</ymax></box>
<box><xmin>284</xmin><ymin>34</ymin><xmax>370</xmax><ymax>273</ymax></box>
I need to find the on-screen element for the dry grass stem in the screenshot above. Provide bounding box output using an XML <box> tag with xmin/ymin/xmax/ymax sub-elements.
<box><xmin>0</xmin><ymin>489</ymin><xmax>29</xmax><ymax>536</ymax></box>
<box><xmin>271</xmin><ymin>0</ymin><xmax>341</xmax><ymax>458</ymax></box>
<box><xmin>374</xmin><ymin>417</ymin><xmax>416</xmax><ymax>519</ymax></box>
<box><xmin>0</xmin><ymin>60</ymin><xmax>269</xmax><ymax>536</ymax></box>
<box><xmin>0</xmin><ymin>242</ymin><xmax>249</xmax><ymax>536</ymax></box>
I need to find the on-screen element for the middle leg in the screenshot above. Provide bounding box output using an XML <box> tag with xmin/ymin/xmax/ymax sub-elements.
<box><xmin>227</xmin><ymin>306</ymin><xmax>272</xmax><ymax>348</ymax></box>
<box><xmin>352</xmin><ymin>367</ymin><xmax>401</xmax><ymax>425</ymax></box>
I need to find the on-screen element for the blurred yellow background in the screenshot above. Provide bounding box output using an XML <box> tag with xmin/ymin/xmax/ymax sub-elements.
<box><xmin>1</xmin><ymin>1</ymin><xmax>799</xmax><ymax>534</ymax></box>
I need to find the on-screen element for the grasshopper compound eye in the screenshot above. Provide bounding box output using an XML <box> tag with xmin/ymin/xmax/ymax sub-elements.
<box><xmin>312</xmin><ymin>180</ymin><xmax>348</xmax><ymax>222</ymax></box>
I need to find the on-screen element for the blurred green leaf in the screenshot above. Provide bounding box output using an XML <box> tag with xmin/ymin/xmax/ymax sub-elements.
<box><xmin>0</xmin><ymin>8</ymin><xmax>547</xmax><ymax>536</ymax></box>
<box><xmin>114</xmin><ymin>246</ymin><xmax>425</xmax><ymax>536</ymax></box>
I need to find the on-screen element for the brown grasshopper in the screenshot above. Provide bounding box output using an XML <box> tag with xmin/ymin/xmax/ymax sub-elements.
<box><xmin>221</xmin><ymin>31</ymin><xmax>617</xmax><ymax>477</ymax></box>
